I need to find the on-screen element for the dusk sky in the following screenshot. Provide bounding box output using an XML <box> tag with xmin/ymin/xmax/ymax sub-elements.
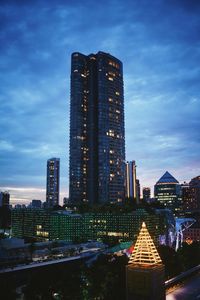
<box><xmin>0</xmin><ymin>0</ymin><xmax>200</xmax><ymax>204</ymax></box>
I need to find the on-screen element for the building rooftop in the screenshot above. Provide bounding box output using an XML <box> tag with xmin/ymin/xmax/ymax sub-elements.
<box><xmin>156</xmin><ymin>171</ymin><xmax>179</xmax><ymax>184</ymax></box>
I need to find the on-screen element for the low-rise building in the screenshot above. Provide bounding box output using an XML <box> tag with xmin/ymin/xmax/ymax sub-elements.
<box><xmin>12</xmin><ymin>208</ymin><xmax>175</xmax><ymax>246</ymax></box>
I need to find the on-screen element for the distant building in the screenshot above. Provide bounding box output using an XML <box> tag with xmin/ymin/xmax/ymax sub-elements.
<box><xmin>125</xmin><ymin>161</ymin><xmax>137</xmax><ymax>202</ymax></box>
<box><xmin>136</xmin><ymin>179</ymin><xmax>140</xmax><ymax>202</ymax></box>
<box><xmin>63</xmin><ymin>197</ymin><xmax>70</xmax><ymax>206</ymax></box>
<box><xmin>69</xmin><ymin>51</ymin><xmax>125</xmax><ymax>204</ymax></box>
<box><xmin>0</xmin><ymin>191</ymin><xmax>10</xmax><ymax>207</ymax></box>
<box><xmin>14</xmin><ymin>204</ymin><xmax>26</xmax><ymax>209</ymax></box>
<box><xmin>142</xmin><ymin>187</ymin><xmax>151</xmax><ymax>202</ymax></box>
<box><xmin>154</xmin><ymin>171</ymin><xmax>182</xmax><ymax>215</ymax></box>
<box><xmin>46</xmin><ymin>158</ymin><xmax>60</xmax><ymax>208</ymax></box>
<box><xmin>31</xmin><ymin>200</ymin><xmax>42</xmax><ymax>209</ymax></box>
<box><xmin>183</xmin><ymin>227</ymin><xmax>200</xmax><ymax>243</ymax></box>
<box><xmin>0</xmin><ymin>191</ymin><xmax>11</xmax><ymax>230</ymax></box>
<box><xmin>182</xmin><ymin>176</ymin><xmax>200</xmax><ymax>213</ymax></box>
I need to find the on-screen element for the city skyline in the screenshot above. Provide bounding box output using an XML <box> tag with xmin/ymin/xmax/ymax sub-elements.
<box><xmin>0</xmin><ymin>0</ymin><xmax>200</xmax><ymax>204</ymax></box>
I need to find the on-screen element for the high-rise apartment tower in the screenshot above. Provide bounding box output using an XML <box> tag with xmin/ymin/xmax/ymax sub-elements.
<box><xmin>69</xmin><ymin>51</ymin><xmax>125</xmax><ymax>204</ymax></box>
<box><xmin>46</xmin><ymin>158</ymin><xmax>60</xmax><ymax>208</ymax></box>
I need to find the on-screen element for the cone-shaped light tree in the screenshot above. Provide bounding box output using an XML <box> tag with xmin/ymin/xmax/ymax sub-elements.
<box><xmin>126</xmin><ymin>222</ymin><xmax>165</xmax><ymax>300</ymax></box>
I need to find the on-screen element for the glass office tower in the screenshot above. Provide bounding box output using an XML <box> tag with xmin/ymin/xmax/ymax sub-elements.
<box><xmin>46</xmin><ymin>158</ymin><xmax>60</xmax><ymax>208</ymax></box>
<box><xmin>69</xmin><ymin>51</ymin><xmax>125</xmax><ymax>204</ymax></box>
<box><xmin>125</xmin><ymin>161</ymin><xmax>137</xmax><ymax>202</ymax></box>
<box><xmin>154</xmin><ymin>171</ymin><xmax>182</xmax><ymax>215</ymax></box>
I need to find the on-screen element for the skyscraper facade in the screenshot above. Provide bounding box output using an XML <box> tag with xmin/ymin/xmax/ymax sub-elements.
<box><xmin>125</xmin><ymin>161</ymin><xmax>138</xmax><ymax>203</ymax></box>
<box><xmin>69</xmin><ymin>51</ymin><xmax>125</xmax><ymax>204</ymax></box>
<box><xmin>46</xmin><ymin>158</ymin><xmax>60</xmax><ymax>208</ymax></box>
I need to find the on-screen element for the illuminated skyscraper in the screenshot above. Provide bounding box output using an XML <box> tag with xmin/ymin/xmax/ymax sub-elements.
<box><xmin>46</xmin><ymin>158</ymin><xmax>60</xmax><ymax>208</ymax></box>
<box><xmin>154</xmin><ymin>171</ymin><xmax>181</xmax><ymax>215</ymax></box>
<box><xmin>69</xmin><ymin>52</ymin><xmax>125</xmax><ymax>204</ymax></box>
<box><xmin>125</xmin><ymin>161</ymin><xmax>138</xmax><ymax>203</ymax></box>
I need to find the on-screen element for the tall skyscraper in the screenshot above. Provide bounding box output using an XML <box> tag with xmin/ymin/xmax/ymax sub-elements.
<box><xmin>69</xmin><ymin>51</ymin><xmax>125</xmax><ymax>204</ymax></box>
<box><xmin>125</xmin><ymin>161</ymin><xmax>138</xmax><ymax>203</ymax></box>
<box><xmin>46</xmin><ymin>158</ymin><xmax>60</xmax><ymax>208</ymax></box>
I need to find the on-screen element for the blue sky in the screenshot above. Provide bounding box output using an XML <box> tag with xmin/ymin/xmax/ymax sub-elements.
<box><xmin>0</xmin><ymin>0</ymin><xmax>200</xmax><ymax>204</ymax></box>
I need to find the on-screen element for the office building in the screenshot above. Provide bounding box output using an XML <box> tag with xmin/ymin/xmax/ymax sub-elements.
<box><xmin>136</xmin><ymin>179</ymin><xmax>140</xmax><ymax>202</ymax></box>
<box><xmin>126</xmin><ymin>222</ymin><xmax>165</xmax><ymax>300</ymax></box>
<box><xmin>142</xmin><ymin>187</ymin><xmax>151</xmax><ymax>202</ymax></box>
<box><xmin>182</xmin><ymin>176</ymin><xmax>200</xmax><ymax>213</ymax></box>
<box><xmin>69</xmin><ymin>51</ymin><xmax>125</xmax><ymax>204</ymax></box>
<box><xmin>46</xmin><ymin>158</ymin><xmax>60</xmax><ymax>208</ymax></box>
<box><xmin>12</xmin><ymin>208</ymin><xmax>175</xmax><ymax>246</ymax></box>
<box><xmin>125</xmin><ymin>161</ymin><xmax>137</xmax><ymax>202</ymax></box>
<box><xmin>154</xmin><ymin>171</ymin><xmax>182</xmax><ymax>215</ymax></box>
<box><xmin>31</xmin><ymin>199</ymin><xmax>42</xmax><ymax>209</ymax></box>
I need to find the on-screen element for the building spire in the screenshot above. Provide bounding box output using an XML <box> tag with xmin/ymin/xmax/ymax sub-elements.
<box><xmin>129</xmin><ymin>222</ymin><xmax>162</xmax><ymax>265</ymax></box>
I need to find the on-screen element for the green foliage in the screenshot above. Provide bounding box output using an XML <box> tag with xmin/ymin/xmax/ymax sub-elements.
<box><xmin>64</xmin><ymin>199</ymin><xmax>165</xmax><ymax>215</ymax></box>
<box><xmin>67</xmin><ymin>200</ymin><xmax>138</xmax><ymax>214</ymax></box>
<box><xmin>23</xmin><ymin>263</ymin><xmax>84</xmax><ymax>300</ymax></box>
<box><xmin>0</xmin><ymin>232</ymin><xmax>7</xmax><ymax>239</ymax></box>
<box><xmin>12</xmin><ymin>242</ymin><xmax>200</xmax><ymax>299</ymax></box>
<box><xmin>158</xmin><ymin>245</ymin><xmax>183</xmax><ymax>279</ymax></box>
<box><xmin>83</xmin><ymin>254</ymin><xmax>128</xmax><ymax>300</ymax></box>
<box><xmin>177</xmin><ymin>241</ymin><xmax>200</xmax><ymax>270</ymax></box>
<box><xmin>158</xmin><ymin>242</ymin><xmax>200</xmax><ymax>279</ymax></box>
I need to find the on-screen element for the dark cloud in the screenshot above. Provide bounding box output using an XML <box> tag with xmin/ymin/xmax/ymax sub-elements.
<box><xmin>0</xmin><ymin>0</ymin><xmax>199</xmax><ymax>202</ymax></box>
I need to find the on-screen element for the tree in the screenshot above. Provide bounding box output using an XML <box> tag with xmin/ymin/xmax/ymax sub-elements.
<box><xmin>28</xmin><ymin>242</ymin><xmax>36</xmax><ymax>260</ymax></box>
<box><xmin>158</xmin><ymin>245</ymin><xmax>183</xmax><ymax>279</ymax></box>
<box><xmin>178</xmin><ymin>241</ymin><xmax>200</xmax><ymax>270</ymax></box>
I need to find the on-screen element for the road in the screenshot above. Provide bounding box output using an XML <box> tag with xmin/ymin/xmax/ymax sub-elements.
<box><xmin>0</xmin><ymin>250</ymin><xmax>98</xmax><ymax>274</ymax></box>
<box><xmin>166</xmin><ymin>273</ymin><xmax>200</xmax><ymax>300</ymax></box>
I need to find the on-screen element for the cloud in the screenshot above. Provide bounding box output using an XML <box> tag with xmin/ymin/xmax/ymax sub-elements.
<box><xmin>0</xmin><ymin>140</ymin><xmax>14</xmax><ymax>151</ymax></box>
<box><xmin>0</xmin><ymin>0</ymin><xmax>199</xmax><ymax>202</ymax></box>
